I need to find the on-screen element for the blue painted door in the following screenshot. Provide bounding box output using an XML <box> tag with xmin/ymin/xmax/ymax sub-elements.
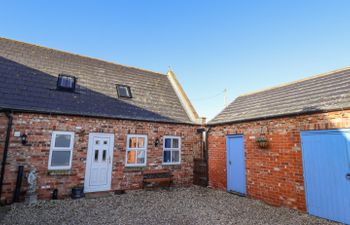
<box><xmin>226</xmin><ymin>135</ymin><xmax>246</xmax><ymax>194</ymax></box>
<box><xmin>301</xmin><ymin>130</ymin><xmax>350</xmax><ymax>224</ymax></box>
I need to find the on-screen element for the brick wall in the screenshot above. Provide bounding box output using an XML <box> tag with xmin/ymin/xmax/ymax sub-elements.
<box><xmin>0</xmin><ymin>113</ymin><xmax>6</xmax><ymax>164</ymax></box>
<box><xmin>0</xmin><ymin>112</ymin><xmax>201</xmax><ymax>203</ymax></box>
<box><xmin>208</xmin><ymin>110</ymin><xmax>350</xmax><ymax>211</ymax></box>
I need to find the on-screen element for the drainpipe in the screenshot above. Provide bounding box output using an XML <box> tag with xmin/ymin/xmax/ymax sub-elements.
<box><xmin>204</xmin><ymin>127</ymin><xmax>211</xmax><ymax>162</ymax></box>
<box><xmin>0</xmin><ymin>111</ymin><xmax>13</xmax><ymax>202</ymax></box>
<box><xmin>205</xmin><ymin>127</ymin><xmax>212</xmax><ymax>187</ymax></box>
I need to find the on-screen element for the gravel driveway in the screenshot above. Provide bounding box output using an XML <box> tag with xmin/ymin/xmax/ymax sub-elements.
<box><xmin>0</xmin><ymin>186</ymin><xmax>339</xmax><ymax>225</ymax></box>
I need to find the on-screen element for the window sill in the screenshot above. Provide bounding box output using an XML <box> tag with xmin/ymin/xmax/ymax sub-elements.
<box><xmin>47</xmin><ymin>170</ymin><xmax>73</xmax><ymax>176</ymax></box>
<box><xmin>162</xmin><ymin>163</ymin><xmax>181</xmax><ymax>166</ymax></box>
<box><xmin>162</xmin><ymin>163</ymin><xmax>181</xmax><ymax>169</ymax></box>
<box><xmin>125</xmin><ymin>164</ymin><xmax>146</xmax><ymax>168</ymax></box>
<box><xmin>123</xmin><ymin>167</ymin><xmax>145</xmax><ymax>172</ymax></box>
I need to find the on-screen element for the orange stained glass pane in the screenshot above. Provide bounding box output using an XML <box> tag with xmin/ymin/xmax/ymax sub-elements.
<box><xmin>129</xmin><ymin>137</ymin><xmax>137</xmax><ymax>148</ymax></box>
<box><xmin>127</xmin><ymin>150</ymin><xmax>136</xmax><ymax>164</ymax></box>
<box><xmin>138</xmin><ymin>137</ymin><xmax>145</xmax><ymax>148</ymax></box>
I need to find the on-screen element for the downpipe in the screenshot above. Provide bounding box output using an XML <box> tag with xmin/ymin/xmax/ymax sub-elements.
<box><xmin>0</xmin><ymin>111</ymin><xmax>13</xmax><ymax>203</ymax></box>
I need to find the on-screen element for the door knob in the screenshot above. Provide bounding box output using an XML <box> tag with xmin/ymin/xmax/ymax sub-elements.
<box><xmin>346</xmin><ymin>173</ymin><xmax>350</xmax><ymax>180</ymax></box>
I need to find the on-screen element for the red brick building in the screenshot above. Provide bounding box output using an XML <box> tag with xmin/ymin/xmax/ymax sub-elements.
<box><xmin>2</xmin><ymin>36</ymin><xmax>350</xmax><ymax>225</ymax></box>
<box><xmin>207</xmin><ymin>68</ymin><xmax>350</xmax><ymax>224</ymax></box>
<box><xmin>0</xmin><ymin>38</ymin><xmax>204</xmax><ymax>204</ymax></box>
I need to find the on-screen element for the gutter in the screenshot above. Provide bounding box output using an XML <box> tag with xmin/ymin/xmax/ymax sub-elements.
<box><xmin>0</xmin><ymin>107</ymin><xmax>198</xmax><ymax>126</ymax></box>
<box><xmin>0</xmin><ymin>111</ymin><xmax>13</xmax><ymax>202</ymax></box>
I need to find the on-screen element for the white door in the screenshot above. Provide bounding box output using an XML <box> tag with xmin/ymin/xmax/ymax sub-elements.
<box><xmin>84</xmin><ymin>133</ymin><xmax>114</xmax><ymax>193</ymax></box>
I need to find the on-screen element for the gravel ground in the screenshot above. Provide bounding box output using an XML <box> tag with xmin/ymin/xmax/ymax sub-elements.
<box><xmin>0</xmin><ymin>186</ymin><xmax>340</xmax><ymax>225</ymax></box>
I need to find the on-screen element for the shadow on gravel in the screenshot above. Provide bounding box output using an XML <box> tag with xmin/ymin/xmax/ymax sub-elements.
<box><xmin>0</xmin><ymin>206</ymin><xmax>10</xmax><ymax>223</ymax></box>
<box><xmin>0</xmin><ymin>186</ymin><xmax>341</xmax><ymax>225</ymax></box>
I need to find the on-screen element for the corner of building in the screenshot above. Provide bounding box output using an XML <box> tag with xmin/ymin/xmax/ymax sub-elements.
<box><xmin>166</xmin><ymin>69</ymin><xmax>206</xmax><ymax>125</ymax></box>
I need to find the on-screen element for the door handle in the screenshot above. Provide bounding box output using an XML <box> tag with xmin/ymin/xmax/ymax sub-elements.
<box><xmin>346</xmin><ymin>173</ymin><xmax>350</xmax><ymax>180</ymax></box>
<box><xmin>229</xmin><ymin>161</ymin><xmax>231</xmax><ymax>165</ymax></box>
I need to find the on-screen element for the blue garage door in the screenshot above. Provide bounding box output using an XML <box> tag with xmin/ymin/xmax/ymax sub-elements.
<box><xmin>226</xmin><ymin>135</ymin><xmax>246</xmax><ymax>195</ymax></box>
<box><xmin>301</xmin><ymin>130</ymin><xmax>350</xmax><ymax>224</ymax></box>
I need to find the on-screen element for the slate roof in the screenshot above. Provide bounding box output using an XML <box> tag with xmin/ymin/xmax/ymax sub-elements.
<box><xmin>210</xmin><ymin>68</ymin><xmax>350</xmax><ymax>125</ymax></box>
<box><xmin>0</xmin><ymin>37</ymin><xmax>192</xmax><ymax>124</ymax></box>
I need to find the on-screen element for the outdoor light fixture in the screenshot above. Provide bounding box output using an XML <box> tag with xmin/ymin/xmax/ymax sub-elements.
<box><xmin>21</xmin><ymin>133</ymin><xmax>28</xmax><ymax>145</ymax></box>
<box><xmin>154</xmin><ymin>138</ymin><xmax>160</xmax><ymax>147</ymax></box>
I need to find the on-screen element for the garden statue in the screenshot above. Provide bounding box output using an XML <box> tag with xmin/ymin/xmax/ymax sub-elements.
<box><xmin>25</xmin><ymin>169</ymin><xmax>38</xmax><ymax>204</ymax></box>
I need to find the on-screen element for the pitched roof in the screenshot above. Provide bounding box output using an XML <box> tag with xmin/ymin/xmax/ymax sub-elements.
<box><xmin>0</xmin><ymin>37</ymin><xmax>194</xmax><ymax>124</ymax></box>
<box><xmin>209</xmin><ymin>68</ymin><xmax>350</xmax><ymax>125</ymax></box>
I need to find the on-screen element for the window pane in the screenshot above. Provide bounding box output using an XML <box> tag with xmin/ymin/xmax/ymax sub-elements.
<box><xmin>51</xmin><ymin>151</ymin><xmax>71</xmax><ymax>166</ymax></box>
<box><xmin>129</xmin><ymin>137</ymin><xmax>137</xmax><ymax>148</ymax></box>
<box><xmin>172</xmin><ymin>138</ymin><xmax>179</xmax><ymax>148</ymax></box>
<box><xmin>163</xmin><ymin>151</ymin><xmax>171</xmax><ymax>163</ymax></box>
<box><xmin>102</xmin><ymin>150</ymin><xmax>107</xmax><ymax>161</ymax></box>
<box><xmin>120</xmin><ymin>87</ymin><xmax>128</xmax><ymax>96</ymax></box>
<box><xmin>58</xmin><ymin>76</ymin><xmax>74</xmax><ymax>89</ymax></box>
<box><xmin>138</xmin><ymin>137</ymin><xmax>145</xmax><ymax>148</ymax></box>
<box><xmin>165</xmin><ymin>138</ymin><xmax>171</xmax><ymax>148</ymax></box>
<box><xmin>94</xmin><ymin>149</ymin><xmax>99</xmax><ymax>161</ymax></box>
<box><xmin>172</xmin><ymin>151</ymin><xmax>180</xmax><ymax>163</ymax></box>
<box><xmin>55</xmin><ymin>134</ymin><xmax>71</xmax><ymax>148</ymax></box>
<box><xmin>118</xmin><ymin>86</ymin><xmax>130</xmax><ymax>97</ymax></box>
<box><xmin>127</xmin><ymin>150</ymin><xmax>136</xmax><ymax>164</ymax></box>
<box><xmin>137</xmin><ymin>150</ymin><xmax>145</xmax><ymax>164</ymax></box>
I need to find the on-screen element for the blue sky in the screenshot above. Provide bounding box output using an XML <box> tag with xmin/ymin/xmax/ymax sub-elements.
<box><xmin>1</xmin><ymin>1</ymin><xmax>350</xmax><ymax>120</ymax></box>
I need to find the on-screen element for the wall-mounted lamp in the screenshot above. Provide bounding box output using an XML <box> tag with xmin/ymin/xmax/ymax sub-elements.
<box><xmin>21</xmin><ymin>133</ymin><xmax>28</xmax><ymax>145</ymax></box>
<box><xmin>154</xmin><ymin>138</ymin><xmax>160</xmax><ymax>147</ymax></box>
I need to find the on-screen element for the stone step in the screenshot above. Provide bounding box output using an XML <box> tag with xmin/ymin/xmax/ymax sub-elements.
<box><xmin>84</xmin><ymin>191</ymin><xmax>113</xmax><ymax>199</ymax></box>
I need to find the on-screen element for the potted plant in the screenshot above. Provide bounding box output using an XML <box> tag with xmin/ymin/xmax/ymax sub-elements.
<box><xmin>71</xmin><ymin>186</ymin><xmax>85</xmax><ymax>199</ymax></box>
<box><xmin>256</xmin><ymin>135</ymin><xmax>268</xmax><ymax>148</ymax></box>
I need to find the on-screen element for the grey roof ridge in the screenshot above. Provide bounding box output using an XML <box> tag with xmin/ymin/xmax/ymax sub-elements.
<box><xmin>0</xmin><ymin>36</ymin><xmax>167</xmax><ymax>77</ymax></box>
<box><xmin>239</xmin><ymin>66</ymin><xmax>350</xmax><ymax>97</ymax></box>
<box><xmin>208</xmin><ymin>66</ymin><xmax>350</xmax><ymax>125</ymax></box>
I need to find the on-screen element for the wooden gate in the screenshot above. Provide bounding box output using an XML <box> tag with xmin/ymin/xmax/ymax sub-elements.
<box><xmin>193</xmin><ymin>159</ymin><xmax>208</xmax><ymax>187</ymax></box>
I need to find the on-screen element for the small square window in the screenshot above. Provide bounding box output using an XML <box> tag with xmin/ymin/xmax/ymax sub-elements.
<box><xmin>57</xmin><ymin>74</ymin><xmax>76</xmax><ymax>91</ymax></box>
<box><xmin>116</xmin><ymin>85</ymin><xmax>132</xmax><ymax>98</ymax></box>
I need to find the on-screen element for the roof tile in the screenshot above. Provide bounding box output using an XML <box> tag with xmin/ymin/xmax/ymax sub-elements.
<box><xmin>210</xmin><ymin>69</ymin><xmax>350</xmax><ymax>124</ymax></box>
<box><xmin>0</xmin><ymin>37</ymin><xmax>192</xmax><ymax>124</ymax></box>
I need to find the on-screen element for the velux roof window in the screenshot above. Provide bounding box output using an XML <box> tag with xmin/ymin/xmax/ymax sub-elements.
<box><xmin>116</xmin><ymin>85</ymin><xmax>132</xmax><ymax>98</ymax></box>
<box><xmin>57</xmin><ymin>74</ymin><xmax>76</xmax><ymax>92</ymax></box>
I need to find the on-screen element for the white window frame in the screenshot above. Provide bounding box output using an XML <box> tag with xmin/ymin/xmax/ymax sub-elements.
<box><xmin>48</xmin><ymin>131</ymin><xmax>75</xmax><ymax>170</ymax></box>
<box><xmin>162</xmin><ymin>136</ymin><xmax>181</xmax><ymax>165</ymax></box>
<box><xmin>125</xmin><ymin>134</ymin><xmax>147</xmax><ymax>167</ymax></box>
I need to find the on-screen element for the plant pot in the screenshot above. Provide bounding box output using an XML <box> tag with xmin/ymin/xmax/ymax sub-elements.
<box><xmin>257</xmin><ymin>141</ymin><xmax>268</xmax><ymax>148</ymax></box>
<box><xmin>256</xmin><ymin>135</ymin><xmax>269</xmax><ymax>149</ymax></box>
<box><xmin>71</xmin><ymin>186</ymin><xmax>85</xmax><ymax>199</ymax></box>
